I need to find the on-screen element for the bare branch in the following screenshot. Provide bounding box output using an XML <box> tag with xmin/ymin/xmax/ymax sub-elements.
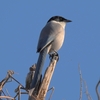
<box><xmin>28</xmin><ymin>54</ymin><xmax>58</xmax><ymax>100</ymax></box>
<box><xmin>25</xmin><ymin>64</ymin><xmax>36</xmax><ymax>90</ymax></box>
<box><xmin>36</xmin><ymin>54</ymin><xmax>58</xmax><ymax>100</ymax></box>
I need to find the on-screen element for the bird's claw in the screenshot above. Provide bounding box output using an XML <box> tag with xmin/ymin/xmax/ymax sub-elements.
<box><xmin>49</xmin><ymin>51</ymin><xmax>59</xmax><ymax>61</ymax></box>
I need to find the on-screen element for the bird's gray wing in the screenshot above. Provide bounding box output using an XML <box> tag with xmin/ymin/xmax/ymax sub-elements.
<box><xmin>37</xmin><ymin>23</ymin><xmax>62</xmax><ymax>52</ymax></box>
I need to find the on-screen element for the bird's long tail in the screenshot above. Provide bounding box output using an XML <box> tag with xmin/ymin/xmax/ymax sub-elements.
<box><xmin>31</xmin><ymin>48</ymin><xmax>48</xmax><ymax>89</ymax></box>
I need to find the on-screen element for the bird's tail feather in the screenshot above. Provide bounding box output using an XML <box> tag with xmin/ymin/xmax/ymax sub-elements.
<box><xmin>31</xmin><ymin>48</ymin><xmax>48</xmax><ymax>89</ymax></box>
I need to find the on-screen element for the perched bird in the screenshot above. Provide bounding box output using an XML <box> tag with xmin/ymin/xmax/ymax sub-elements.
<box><xmin>25</xmin><ymin>64</ymin><xmax>36</xmax><ymax>89</ymax></box>
<box><xmin>31</xmin><ymin>16</ymin><xmax>72</xmax><ymax>88</ymax></box>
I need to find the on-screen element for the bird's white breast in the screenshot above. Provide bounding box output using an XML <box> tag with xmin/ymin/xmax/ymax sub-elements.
<box><xmin>48</xmin><ymin>21</ymin><xmax>65</xmax><ymax>53</ymax></box>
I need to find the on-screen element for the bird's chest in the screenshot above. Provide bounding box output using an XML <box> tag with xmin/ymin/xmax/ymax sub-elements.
<box><xmin>49</xmin><ymin>31</ymin><xmax>65</xmax><ymax>53</ymax></box>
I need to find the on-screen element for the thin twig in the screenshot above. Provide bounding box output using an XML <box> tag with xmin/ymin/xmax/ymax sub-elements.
<box><xmin>0</xmin><ymin>70</ymin><xmax>15</xmax><ymax>91</ymax></box>
<box><xmin>5</xmin><ymin>88</ymin><xmax>10</xmax><ymax>96</ymax></box>
<box><xmin>0</xmin><ymin>91</ymin><xmax>2</xmax><ymax>100</ymax></box>
<box><xmin>0</xmin><ymin>96</ymin><xmax>14</xmax><ymax>100</ymax></box>
<box><xmin>83</xmin><ymin>80</ymin><xmax>92</xmax><ymax>100</ymax></box>
<box><xmin>48</xmin><ymin>87</ymin><xmax>55</xmax><ymax>100</ymax></box>
<box><xmin>18</xmin><ymin>85</ymin><xmax>21</xmax><ymax>100</ymax></box>
<box><xmin>10</xmin><ymin>75</ymin><xmax>24</xmax><ymax>88</ymax></box>
<box><xmin>78</xmin><ymin>65</ymin><xmax>83</xmax><ymax>100</ymax></box>
<box><xmin>96</xmin><ymin>80</ymin><xmax>100</xmax><ymax>100</ymax></box>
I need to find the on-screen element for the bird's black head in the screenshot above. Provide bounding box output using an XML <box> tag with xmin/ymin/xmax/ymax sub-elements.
<box><xmin>47</xmin><ymin>16</ymin><xmax>72</xmax><ymax>23</ymax></box>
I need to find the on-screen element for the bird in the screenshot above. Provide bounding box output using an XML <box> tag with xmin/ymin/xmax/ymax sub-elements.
<box><xmin>31</xmin><ymin>16</ymin><xmax>72</xmax><ymax>89</ymax></box>
<box><xmin>25</xmin><ymin>64</ymin><xmax>36</xmax><ymax>90</ymax></box>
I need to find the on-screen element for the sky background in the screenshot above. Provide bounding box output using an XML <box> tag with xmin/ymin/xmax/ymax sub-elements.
<box><xmin>0</xmin><ymin>1</ymin><xmax>100</xmax><ymax>100</ymax></box>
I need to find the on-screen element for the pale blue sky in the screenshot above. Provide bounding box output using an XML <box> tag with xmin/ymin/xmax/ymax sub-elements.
<box><xmin>0</xmin><ymin>1</ymin><xmax>100</xmax><ymax>100</ymax></box>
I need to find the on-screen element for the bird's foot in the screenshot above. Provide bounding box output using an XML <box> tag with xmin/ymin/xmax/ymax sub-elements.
<box><xmin>49</xmin><ymin>51</ymin><xmax>59</xmax><ymax>61</ymax></box>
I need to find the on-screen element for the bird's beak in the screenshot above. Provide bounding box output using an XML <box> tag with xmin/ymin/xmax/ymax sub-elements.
<box><xmin>66</xmin><ymin>19</ymin><xmax>72</xmax><ymax>22</ymax></box>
